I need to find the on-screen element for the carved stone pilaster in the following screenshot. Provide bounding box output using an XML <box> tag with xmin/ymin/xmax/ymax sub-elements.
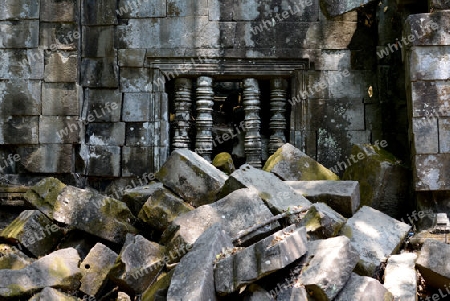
<box><xmin>269</xmin><ymin>78</ymin><xmax>288</xmax><ymax>155</ymax></box>
<box><xmin>243</xmin><ymin>78</ymin><xmax>262</xmax><ymax>168</ymax></box>
<box><xmin>195</xmin><ymin>76</ymin><xmax>214</xmax><ymax>162</ymax></box>
<box><xmin>172</xmin><ymin>78</ymin><xmax>192</xmax><ymax>150</ymax></box>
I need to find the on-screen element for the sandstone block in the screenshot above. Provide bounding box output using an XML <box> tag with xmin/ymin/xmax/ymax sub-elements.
<box><xmin>0</xmin><ymin>80</ymin><xmax>41</xmax><ymax>116</ymax></box>
<box><xmin>118</xmin><ymin>0</ymin><xmax>166</xmax><ymax>18</ymax></box>
<box><xmin>24</xmin><ymin>177</ymin><xmax>67</xmax><ymax>218</ymax></box>
<box><xmin>416</xmin><ymin>239</ymin><xmax>450</xmax><ymax>289</ymax></box>
<box><xmin>29</xmin><ymin>287</ymin><xmax>79</xmax><ymax>301</ymax></box>
<box><xmin>40</xmin><ymin>0</ymin><xmax>77</xmax><ymax>22</ymax></box>
<box><xmin>167</xmin><ymin>0</ymin><xmax>208</xmax><ymax>16</ymax></box>
<box><xmin>121</xmin><ymin>146</ymin><xmax>157</xmax><ymax>177</ymax></box>
<box><xmin>412</xmin><ymin>117</ymin><xmax>439</xmax><ymax>154</ymax></box>
<box><xmin>414</xmin><ymin>154</ymin><xmax>450</xmax><ymax>191</ymax></box>
<box><xmin>439</xmin><ymin>118</ymin><xmax>450</xmax><ymax>153</ymax></box>
<box><xmin>120</xmin><ymin>68</ymin><xmax>152</xmax><ymax>92</ymax></box>
<box><xmin>81</xmin><ymin>57</ymin><xmax>118</xmax><ymax>88</ymax></box>
<box><xmin>405</xmin><ymin>12</ymin><xmax>450</xmax><ymax>46</ymax></box>
<box><xmin>0</xmin><ymin>21</ymin><xmax>39</xmax><ymax>48</ymax></box>
<box><xmin>122</xmin><ymin>93</ymin><xmax>155</xmax><ymax>121</ymax></box>
<box><xmin>125</xmin><ymin>122</ymin><xmax>159</xmax><ymax>146</ymax></box>
<box><xmin>409</xmin><ymin>46</ymin><xmax>450</xmax><ymax>81</ymax></box>
<box><xmin>39</xmin><ymin>116</ymin><xmax>80</xmax><ymax>144</ymax></box>
<box><xmin>42</xmin><ymin>83</ymin><xmax>79</xmax><ymax>116</ymax></box>
<box><xmin>85</xmin><ymin>145</ymin><xmax>121</xmax><ymax>177</ymax></box>
<box><xmin>118</xmin><ymin>49</ymin><xmax>146</xmax><ymax>67</ymax></box>
<box><xmin>19</xmin><ymin>144</ymin><xmax>74</xmax><ymax>173</ymax></box>
<box><xmin>85</xmin><ymin>122</ymin><xmax>125</xmax><ymax>146</ymax></box>
<box><xmin>0</xmin><ymin>49</ymin><xmax>44</xmax><ymax>80</ymax></box>
<box><xmin>82</xmin><ymin>26</ymin><xmax>114</xmax><ymax>58</ymax></box>
<box><xmin>122</xmin><ymin>182</ymin><xmax>163</xmax><ymax>216</ymax></box>
<box><xmin>384</xmin><ymin>253</ymin><xmax>417</xmax><ymax>301</ymax></box>
<box><xmin>82</xmin><ymin>0</ymin><xmax>117</xmax><ymax>25</ymax></box>
<box><xmin>0</xmin><ymin>0</ymin><xmax>40</xmax><ymax>20</ymax></box>
<box><xmin>299</xmin><ymin>202</ymin><xmax>346</xmax><ymax>239</ymax></box>
<box><xmin>0</xmin><ymin>116</ymin><xmax>39</xmax><ymax>144</ymax></box>
<box><xmin>44</xmin><ymin>52</ymin><xmax>78</xmax><ymax>83</ymax></box>
<box><xmin>83</xmin><ymin>89</ymin><xmax>122</xmax><ymax>122</ymax></box>
<box><xmin>334</xmin><ymin>273</ymin><xmax>393</xmax><ymax>301</ymax></box>
<box><xmin>40</xmin><ymin>23</ymin><xmax>78</xmax><ymax>51</ymax></box>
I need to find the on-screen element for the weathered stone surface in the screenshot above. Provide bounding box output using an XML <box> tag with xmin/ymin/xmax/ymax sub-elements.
<box><xmin>276</xmin><ymin>286</ymin><xmax>308</xmax><ymax>301</ymax></box>
<box><xmin>0</xmin><ymin>116</ymin><xmax>39</xmax><ymax>144</ymax></box>
<box><xmin>219</xmin><ymin>164</ymin><xmax>311</xmax><ymax>213</ymax></box>
<box><xmin>82</xmin><ymin>0</ymin><xmax>117</xmax><ymax>25</ymax></box>
<box><xmin>0</xmin><ymin>21</ymin><xmax>39</xmax><ymax>48</ymax></box>
<box><xmin>80</xmin><ymin>243</ymin><xmax>118</xmax><ymax>296</ymax></box>
<box><xmin>24</xmin><ymin>177</ymin><xmax>67</xmax><ymax>218</ymax></box>
<box><xmin>411</xmin><ymin>81</ymin><xmax>450</xmax><ymax>118</ymax></box>
<box><xmin>412</xmin><ymin>117</ymin><xmax>439</xmax><ymax>154</ymax></box>
<box><xmin>117</xmin><ymin>292</ymin><xmax>132</xmax><ymax>301</ymax></box>
<box><xmin>287</xmin><ymin>180</ymin><xmax>360</xmax><ymax>217</ymax></box>
<box><xmin>404</xmin><ymin>12</ymin><xmax>449</xmax><ymax>46</ymax></box>
<box><xmin>124</xmin><ymin>122</ymin><xmax>160</xmax><ymax>146</ymax></box>
<box><xmin>156</xmin><ymin>149</ymin><xmax>228</xmax><ymax>207</ymax></box>
<box><xmin>29</xmin><ymin>287</ymin><xmax>79</xmax><ymax>301</ymax></box>
<box><xmin>167</xmin><ymin>223</ymin><xmax>232</xmax><ymax>301</ymax></box>
<box><xmin>18</xmin><ymin>144</ymin><xmax>74</xmax><ymax>173</ymax></box>
<box><xmin>120</xmin><ymin>68</ymin><xmax>152</xmax><ymax>92</ymax></box>
<box><xmin>439</xmin><ymin>118</ymin><xmax>450</xmax><ymax>153</ymax></box>
<box><xmin>85</xmin><ymin>122</ymin><xmax>125</xmax><ymax>146</ymax></box>
<box><xmin>414</xmin><ymin>154</ymin><xmax>450</xmax><ymax>191</ymax></box>
<box><xmin>44</xmin><ymin>52</ymin><xmax>78</xmax><ymax>83</ymax></box>
<box><xmin>299</xmin><ymin>202</ymin><xmax>346</xmax><ymax>239</ymax></box>
<box><xmin>384</xmin><ymin>253</ymin><xmax>417</xmax><ymax>301</ymax></box>
<box><xmin>85</xmin><ymin>145</ymin><xmax>121</xmax><ymax>177</ymax></box>
<box><xmin>118</xmin><ymin>49</ymin><xmax>146</xmax><ymax>67</ymax></box>
<box><xmin>167</xmin><ymin>0</ymin><xmax>208</xmax><ymax>16</ymax></box>
<box><xmin>334</xmin><ymin>273</ymin><xmax>393</xmax><ymax>301</ymax></box>
<box><xmin>244</xmin><ymin>285</ymin><xmax>275</xmax><ymax>301</ymax></box>
<box><xmin>409</xmin><ymin>46</ymin><xmax>450</xmax><ymax>81</ymax></box>
<box><xmin>39</xmin><ymin>116</ymin><xmax>80</xmax><ymax>144</ymax></box>
<box><xmin>40</xmin><ymin>23</ymin><xmax>78</xmax><ymax>50</ymax></box>
<box><xmin>429</xmin><ymin>0</ymin><xmax>450</xmax><ymax>9</ymax></box>
<box><xmin>320</xmin><ymin>0</ymin><xmax>375</xmax><ymax>17</ymax></box>
<box><xmin>0</xmin><ymin>80</ymin><xmax>41</xmax><ymax>116</ymax></box>
<box><xmin>118</xmin><ymin>0</ymin><xmax>166</xmax><ymax>18</ymax></box>
<box><xmin>339</xmin><ymin>206</ymin><xmax>410</xmax><ymax>276</ymax></box>
<box><xmin>42</xmin><ymin>83</ymin><xmax>79</xmax><ymax>116</ymax></box>
<box><xmin>122</xmin><ymin>146</ymin><xmax>158</xmax><ymax>177</ymax></box>
<box><xmin>41</xmin><ymin>0</ymin><xmax>76</xmax><ymax>22</ymax></box>
<box><xmin>215</xmin><ymin>226</ymin><xmax>307</xmax><ymax>294</ymax></box>
<box><xmin>83</xmin><ymin>89</ymin><xmax>122</xmax><ymax>122</ymax></box>
<box><xmin>0</xmin><ymin>248</ymin><xmax>81</xmax><ymax>297</ymax></box>
<box><xmin>0</xmin><ymin>210</ymin><xmax>63</xmax><ymax>258</ymax></box>
<box><xmin>141</xmin><ymin>270</ymin><xmax>174</xmax><ymax>301</ymax></box>
<box><xmin>298</xmin><ymin>236</ymin><xmax>359</xmax><ymax>300</ymax></box>
<box><xmin>0</xmin><ymin>244</ymin><xmax>34</xmax><ymax>270</ymax></box>
<box><xmin>164</xmin><ymin>188</ymin><xmax>278</xmax><ymax>253</ymax></box>
<box><xmin>122</xmin><ymin>182</ymin><xmax>163</xmax><ymax>216</ymax></box>
<box><xmin>0</xmin><ymin>0</ymin><xmax>40</xmax><ymax>20</ymax></box>
<box><xmin>212</xmin><ymin>152</ymin><xmax>235</xmax><ymax>175</ymax></box>
<box><xmin>110</xmin><ymin>234</ymin><xmax>165</xmax><ymax>294</ymax></box>
<box><xmin>138</xmin><ymin>186</ymin><xmax>193</xmax><ymax>232</ymax></box>
<box><xmin>81</xmin><ymin>57</ymin><xmax>118</xmax><ymax>88</ymax></box>
<box><xmin>82</xmin><ymin>26</ymin><xmax>114</xmax><ymax>58</ymax></box>
<box><xmin>122</xmin><ymin>93</ymin><xmax>155</xmax><ymax>121</ymax></box>
<box><xmin>264</xmin><ymin>144</ymin><xmax>339</xmax><ymax>181</ymax></box>
<box><xmin>0</xmin><ymin>49</ymin><xmax>44</xmax><ymax>80</ymax></box>
<box><xmin>343</xmin><ymin>144</ymin><xmax>409</xmax><ymax>217</ymax></box>
<box><xmin>416</xmin><ymin>239</ymin><xmax>450</xmax><ymax>289</ymax></box>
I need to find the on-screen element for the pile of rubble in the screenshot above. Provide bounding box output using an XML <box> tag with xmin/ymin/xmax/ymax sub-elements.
<box><xmin>0</xmin><ymin>144</ymin><xmax>446</xmax><ymax>300</ymax></box>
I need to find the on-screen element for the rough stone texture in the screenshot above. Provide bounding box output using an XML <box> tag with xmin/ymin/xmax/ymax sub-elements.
<box><xmin>412</xmin><ymin>117</ymin><xmax>439</xmax><ymax>154</ymax></box>
<box><xmin>320</xmin><ymin>0</ymin><xmax>376</xmax><ymax>17</ymax></box>
<box><xmin>85</xmin><ymin>145</ymin><xmax>121</xmax><ymax>177</ymax></box>
<box><xmin>82</xmin><ymin>0</ymin><xmax>117</xmax><ymax>25</ymax></box>
<box><xmin>409</xmin><ymin>46</ymin><xmax>450</xmax><ymax>81</ymax></box>
<box><xmin>244</xmin><ymin>285</ymin><xmax>275</xmax><ymax>301</ymax></box>
<box><xmin>286</xmin><ymin>180</ymin><xmax>360</xmax><ymax>217</ymax></box>
<box><xmin>120</xmin><ymin>68</ymin><xmax>152</xmax><ymax>92</ymax></box>
<box><xmin>334</xmin><ymin>273</ymin><xmax>393</xmax><ymax>301</ymax></box>
<box><xmin>404</xmin><ymin>11</ymin><xmax>450</xmax><ymax>46</ymax></box>
<box><xmin>215</xmin><ymin>226</ymin><xmax>307</xmax><ymax>294</ymax></box>
<box><xmin>0</xmin><ymin>116</ymin><xmax>39</xmax><ymax>144</ymax></box>
<box><xmin>138</xmin><ymin>186</ymin><xmax>194</xmax><ymax>232</ymax></box>
<box><xmin>41</xmin><ymin>0</ymin><xmax>76</xmax><ymax>22</ymax></box>
<box><xmin>0</xmin><ymin>49</ymin><xmax>44</xmax><ymax>79</ymax></box>
<box><xmin>122</xmin><ymin>182</ymin><xmax>163</xmax><ymax>216</ymax></box>
<box><xmin>18</xmin><ymin>144</ymin><xmax>74</xmax><ymax>174</ymax></box>
<box><xmin>0</xmin><ymin>245</ymin><xmax>34</xmax><ymax>270</ymax></box>
<box><xmin>298</xmin><ymin>236</ymin><xmax>359</xmax><ymax>300</ymax></box>
<box><xmin>29</xmin><ymin>287</ymin><xmax>79</xmax><ymax>301</ymax></box>
<box><xmin>0</xmin><ymin>0</ymin><xmax>40</xmax><ymax>20</ymax></box>
<box><xmin>298</xmin><ymin>202</ymin><xmax>346</xmax><ymax>239</ymax></box>
<box><xmin>0</xmin><ymin>21</ymin><xmax>39</xmax><ymax>48</ymax></box>
<box><xmin>263</xmin><ymin>143</ymin><xmax>339</xmax><ymax>181</ymax></box>
<box><xmin>167</xmin><ymin>223</ymin><xmax>233</xmax><ymax>301</ymax></box>
<box><xmin>0</xmin><ymin>210</ymin><xmax>63</xmax><ymax>258</ymax></box>
<box><xmin>142</xmin><ymin>270</ymin><xmax>174</xmax><ymax>301</ymax></box>
<box><xmin>40</xmin><ymin>23</ymin><xmax>78</xmax><ymax>51</ymax></box>
<box><xmin>39</xmin><ymin>116</ymin><xmax>80</xmax><ymax>144</ymax></box>
<box><xmin>219</xmin><ymin>164</ymin><xmax>311</xmax><ymax>213</ymax></box>
<box><xmin>82</xmin><ymin>26</ymin><xmax>114</xmax><ymax>58</ymax></box>
<box><xmin>416</xmin><ymin>239</ymin><xmax>450</xmax><ymax>289</ymax></box>
<box><xmin>339</xmin><ymin>206</ymin><xmax>410</xmax><ymax>276</ymax></box>
<box><xmin>80</xmin><ymin>243</ymin><xmax>118</xmax><ymax>296</ymax></box>
<box><xmin>81</xmin><ymin>57</ymin><xmax>118</xmax><ymax>88</ymax></box>
<box><xmin>429</xmin><ymin>0</ymin><xmax>450</xmax><ymax>9</ymax></box>
<box><xmin>0</xmin><ymin>248</ymin><xmax>81</xmax><ymax>297</ymax></box>
<box><xmin>0</xmin><ymin>80</ymin><xmax>41</xmax><ymax>116</ymax></box>
<box><xmin>212</xmin><ymin>152</ymin><xmax>235</xmax><ymax>175</ymax></box>
<box><xmin>83</xmin><ymin>89</ymin><xmax>122</xmax><ymax>122</ymax></box>
<box><xmin>42</xmin><ymin>83</ymin><xmax>79</xmax><ymax>116</ymax></box>
<box><xmin>24</xmin><ymin>177</ymin><xmax>67</xmax><ymax>219</ymax></box>
<box><xmin>122</xmin><ymin>93</ymin><xmax>155</xmax><ymax>121</ymax></box>
<box><xmin>44</xmin><ymin>52</ymin><xmax>78</xmax><ymax>83</ymax></box>
<box><xmin>156</xmin><ymin>149</ymin><xmax>228</xmax><ymax>207</ymax></box>
<box><xmin>384</xmin><ymin>253</ymin><xmax>417</xmax><ymax>301</ymax></box>
<box><xmin>85</xmin><ymin>122</ymin><xmax>126</xmax><ymax>146</ymax></box>
<box><xmin>118</xmin><ymin>49</ymin><xmax>146</xmax><ymax>67</ymax></box>
<box><xmin>414</xmin><ymin>154</ymin><xmax>450</xmax><ymax>191</ymax></box>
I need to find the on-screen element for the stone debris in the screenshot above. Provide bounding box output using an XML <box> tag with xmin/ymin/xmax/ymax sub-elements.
<box><xmin>384</xmin><ymin>253</ymin><xmax>417</xmax><ymax>301</ymax></box>
<box><xmin>28</xmin><ymin>287</ymin><xmax>79</xmax><ymax>301</ymax></box>
<box><xmin>334</xmin><ymin>273</ymin><xmax>393</xmax><ymax>301</ymax></box>
<box><xmin>298</xmin><ymin>202</ymin><xmax>346</xmax><ymax>239</ymax></box>
<box><xmin>121</xmin><ymin>182</ymin><xmax>164</xmax><ymax>216</ymax></box>
<box><xmin>416</xmin><ymin>239</ymin><xmax>450</xmax><ymax>289</ymax></box>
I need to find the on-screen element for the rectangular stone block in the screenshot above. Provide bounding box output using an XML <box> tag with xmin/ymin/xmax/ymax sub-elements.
<box><xmin>40</xmin><ymin>0</ymin><xmax>77</xmax><ymax>22</ymax></box>
<box><xmin>411</xmin><ymin>81</ymin><xmax>450</xmax><ymax>117</ymax></box>
<box><xmin>0</xmin><ymin>0</ymin><xmax>40</xmax><ymax>20</ymax></box>
<box><xmin>82</xmin><ymin>0</ymin><xmax>117</xmax><ymax>25</ymax></box>
<box><xmin>82</xmin><ymin>26</ymin><xmax>114</xmax><ymax>58</ymax></box>
<box><xmin>412</xmin><ymin>117</ymin><xmax>439</xmax><ymax>154</ymax></box>
<box><xmin>0</xmin><ymin>116</ymin><xmax>38</xmax><ymax>144</ymax></box>
<box><xmin>118</xmin><ymin>0</ymin><xmax>166</xmax><ymax>18</ymax></box>
<box><xmin>86</xmin><ymin>145</ymin><xmax>121</xmax><ymax>177</ymax></box>
<box><xmin>125</xmin><ymin>122</ymin><xmax>159</xmax><ymax>146</ymax></box>
<box><xmin>167</xmin><ymin>0</ymin><xmax>208</xmax><ymax>16</ymax></box>
<box><xmin>122</xmin><ymin>93</ymin><xmax>156</xmax><ymax>122</ymax></box>
<box><xmin>440</xmin><ymin>119</ymin><xmax>450</xmax><ymax>153</ymax></box>
<box><xmin>44</xmin><ymin>52</ymin><xmax>78</xmax><ymax>83</ymax></box>
<box><xmin>305</xmin><ymin>70</ymin><xmax>363</xmax><ymax>99</ymax></box>
<box><xmin>405</xmin><ymin>12</ymin><xmax>450</xmax><ymax>46</ymax></box>
<box><xmin>0</xmin><ymin>80</ymin><xmax>41</xmax><ymax>115</ymax></box>
<box><xmin>42</xmin><ymin>83</ymin><xmax>79</xmax><ymax>116</ymax></box>
<box><xmin>307</xmin><ymin>21</ymin><xmax>357</xmax><ymax>50</ymax></box>
<box><xmin>409</xmin><ymin>46</ymin><xmax>450</xmax><ymax>81</ymax></box>
<box><xmin>118</xmin><ymin>49</ymin><xmax>146</xmax><ymax>67</ymax></box>
<box><xmin>85</xmin><ymin>122</ymin><xmax>125</xmax><ymax>146</ymax></box>
<box><xmin>83</xmin><ymin>89</ymin><xmax>122</xmax><ymax>122</ymax></box>
<box><xmin>81</xmin><ymin>57</ymin><xmax>118</xmax><ymax>88</ymax></box>
<box><xmin>122</xmin><ymin>146</ymin><xmax>155</xmax><ymax>177</ymax></box>
<box><xmin>0</xmin><ymin>49</ymin><xmax>44</xmax><ymax>80</ymax></box>
<box><xmin>415</xmin><ymin>154</ymin><xmax>450</xmax><ymax>191</ymax></box>
<box><xmin>429</xmin><ymin>0</ymin><xmax>450</xmax><ymax>9</ymax></box>
<box><xmin>40</xmin><ymin>23</ymin><xmax>79</xmax><ymax>50</ymax></box>
<box><xmin>120</xmin><ymin>68</ymin><xmax>152</xmax><ymax>92</ymax></box>
<box><xmin>18</xmin><ymin>144</ymin><xmax>74</xmax><ymax>173</ymax></box>
<box><xmin>40</xmin><ymin>116</ymin><xmax>80</xmax><ymax>144</ymax></box>
<box><xmin>0</xmin><ymin>21</ymin><xmax>39</xmax><ymax>48</ymax></box>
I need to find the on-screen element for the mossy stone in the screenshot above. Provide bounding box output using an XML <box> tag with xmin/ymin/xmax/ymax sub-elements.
<box><xmin>212</xmin><ymin>152</ymin><xmax>235</xmax><ymax>175</ymax></box>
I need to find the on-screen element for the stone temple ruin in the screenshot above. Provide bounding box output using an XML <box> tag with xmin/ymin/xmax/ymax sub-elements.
<box><xmin>1</xmin><ymin>0</ymin><xmax>450</xmax><ymax>300</ymax></box>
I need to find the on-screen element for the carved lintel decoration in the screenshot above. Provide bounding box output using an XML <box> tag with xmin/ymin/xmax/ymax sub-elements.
<box><xmin>172</xmin><ymin>78</ymin><xmax>192</xmax><ymax>150</ymax></box>
<box><xmin>243</xmin><ymin>78</ymin><xmax>262</xmax><ymax>168</ymax></box>
<box><xmin>195</xmin><ymin>76</ymin><xmax>214</xmax><ymax>162</ymax></box>
<box><xmin>269</xmin><ymin>78</ymin><xmax>288</xmax><ymax>155</ymax></box>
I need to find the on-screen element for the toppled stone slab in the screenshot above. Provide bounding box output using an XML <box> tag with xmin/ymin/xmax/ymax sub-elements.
<box><xmin>219</xmin><ymin>164</ymin><xmax>311</xmax><ymax>213</ymax></box>
<box><xmin>110</xmin><ymin>234</ymin><xmax>165</xmax><ymax>294</ymax></box>
<box><xmin>320</xmin><ymin>0</ymin><xmax>376</xmax><ymax>17</ymax></box>
<box><xmin>286</xmin><ymin>180</ymin><xmax>360</xmax><ymax>217</ymax></box>
<box><xmin>0</xmin><ymin>210</ymin><xmax>63</xmax><ymax>257</ymax></box>
<box><xmin>299</xmin><ymin>202</ymin><xmax>346</xmax><ymax>239</ymax></box>
<box><xmin>80</xmin><ymin>243</ymin><xmax>118</xmax><ymax>297</ymax></box>
<box><xmin>29</xmin><ymin>287</ymin><xmax>79</xmax><ymax>301</ymax></box>
<box><xmin>334</xmin><ymin>273</ymin><xmax>393</xmax><ymax>301</ymax></box>
<box><xmin>138</xmin><ymin>185</ymin><xmax>194</xmax><ymax>232</ymax></box>
<box><xmin>142</xmin><ymin>270</ymin><xmax>174</xmax><ymax>301</ymax></box>
<box><xmin>0</xmin><ymin>245</ymin><xmax>34</xmax><ymax>270</ymax></box>
<box><xmin>384</xmin><ymin>253</ymin><xmax>417</xmax><ymax>301</ymax></box>
<box><xmin>416</xmin><ymin>239</ymin><xmax>450</xmax><ymax>289</ymax></box>
<box><xmin>244</xmin><ymin>285</ymin><xmax>275</xmax><ymax>301</ymax></box>
<box><xmin>156</xmin><ymin>149</ymin><xmax>228</xmax><ymax>207</ymax></box>
<box><xmin>212</xmin><ymin>152</ymin><xmax>235</xmax><ymax>175</ymax></box>
<box><xmin>167</xmin><ymin>223</ymin><xmax>233</xmax><ymax>301</ymax></box>
<box><xmin>163</xmin><ymin>188</ymin><xmax>279</xmax><ymax>256</ymax></box>
<box><xmin>276</xmin><ymin>287</ymin><xmax>308</xmax><ymax>301</ymax></box>
<box><xmin>0</xmin><ymin>248</ymin><xmax>81</xmax><ymax>297</ymax></box>
<box><xmin>121</xmin><ymin>182</ymin><xmax>163</xmax><ymax>216</ymax></box>
<box><xmin>263</xmin><ymin>143</ymin><xmax>339</xmax><ymax>181</ymax></box>
<box><xmin>24</xmin><ymin>177</ymin><xmax>67</xmax><ymax>219</ymax></box>
<box><xmin>215</xmin><ymin>226</ymin><xmax>307</xmax><ymax>295</ymax></box>
<box><xmin>339</xmin><ymin>206</ymin><xmax>410</xmax><ymax>276</ymax></box>
<box><xmin>298</xmin><ymin>236</ymin><xmax>359</xmax><ymax>300</ymax></box>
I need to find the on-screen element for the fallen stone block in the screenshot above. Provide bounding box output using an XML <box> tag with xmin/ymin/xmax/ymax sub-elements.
<box><xmin>339</xmin><ymin>206</ymin><xmax>410</xmax><ymax>276</ymax></box>
<box><xmin>110</xmin><ymin>234</ymin><xmax>165</xmax><ymax>294</ymax></box>
<box><xmin>138</xmin><ymin>185</ymin><xmax>194</xmax><ymax>232</ymax></box>
<box><xmin>80</xmin><ymin>243</ymin><xmax>118</xmax><ymax>297</ymax></box>
<box><xmin>24</xmin><ymin>177</ymin><xmax>67</xmax><ymax>219</ymax></box>
<box><xmin>0</xmin><ymin>245</ymin><xmax>34</xmax><ymax>270</ymax></box>
<box><xmin>276</xmin><ymin>287</ymin><xmax>308</xmax><ymax>301</ymax></box>
<box><xmin>215</xmin><ymin>226</ymin><xmax>307</xmax><ymax>295</ymax></box>
<box><xmin>298</xmin><ymin>202</ymin><xmax>346</xmax><ymax>239</ymax></box>
<box><xmin>219</xmin><ymin>164</ymin><xmax>311</xmax><ymax>213</ymax></box>
<box><xmin>212</xmin><ymin>152</ymin><xmax>235</xmax><ymax>175</ymax></box>
<box><xmin>28</xmin><ymin>287</ymin><xmax>79</xmax><ymax>301</ymax></box>
<box><xmin>416</xmin><ymin>239</ymin><xmax>450</xmax><ymax>289</ymax></box>
<box><xmin>298</xmin><ymin>236</ymin><xmax>359</xmax><ymax>300</ymax></box>
<box><xmin>141</xmin><ymin>270</ymin><xmax>174</xmax><ymax>301</ymax></box>
<box><xmin>0</xmin><ymin>210</ymin><xmax>63</xmax><ymax>257</ymax></box>
<box><xmin>286</xmin><ymin>180</ymin><xmax>360</xmax><ymax>217</ymax></box>
<box><xmin>263</xmin><ymin>143</ymin><xmax>339</xmax><ymax>181</ymax></box>
<box><xmin>167</xmin><ymin>223</ymin><xmax>233</xmax><ymax>301</ymax></box>
<box><xmin>156</xmin><ymin>149</ymin><xmax>228</xmax><ymax>207</ymax></box>
<box><xmin>334</xmin><ymin>273</ymin><xmax>393</xmax><ymax>301</ymax></box>
<box><xmin>121</xmin><ymin>182</ymin><xmax>163</xmax><ymax>216</ymax></box>
<box><xmin>383</xmin><ymin>253</ymin><xmax>417</xmax><ymax>301</ymax></box>
<box><xmin>243</xmin><ymin>285</ymin><xmax>275</xmax><ymax>301</ymax></box>
<box><xmin>320</xmin><ymin>0</ymin><xmax>377</xmax><ymax>17</ymax></box>
<box><xmin>117</xmin><ymin>292</ymin><xmax>131</xmax><ymax>301</ymax></box>
<box><xmin>0</xmin><ymin>248</ymin><xmax>81</xmax><ymax>298</ymax></box>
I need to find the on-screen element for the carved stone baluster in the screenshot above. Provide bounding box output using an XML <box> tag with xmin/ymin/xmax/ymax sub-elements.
<box><xmin>243</xmin><ymin>78</ymin><xmax>262</xmax><ymax>168</ymax></box>
<box><xmin>269</xmin><ymin>78</ymin><xmax>288</xmax><ymax>155</ymax></box>
<box><xmin>195</xmin><ymin>76</ymin><xmax>214</xmax><ymax>162</ymax></box>
<box><xmin>172</xmin><ymin>78</ymin><xmax>192</xmax><ymax>150</ymax></box>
